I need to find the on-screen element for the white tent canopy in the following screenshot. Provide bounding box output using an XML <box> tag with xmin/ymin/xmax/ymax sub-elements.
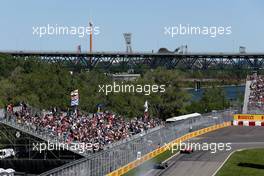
<box><xmin>166</xmin><ymin>113</ymin><xmax>201</xmax><ymax>122</ymax></box>
<box><xmin>0</xmin><ymin>168</ymin><xmax>15</xmax><ymax>175</ymax></box>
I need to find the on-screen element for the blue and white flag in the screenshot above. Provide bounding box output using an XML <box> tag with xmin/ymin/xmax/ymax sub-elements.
<box><xmin>71</xmin><ymin>89</ymin><xmax>79</xmax><ymax>106</ymax></box>
<box><xmin>144</xmin><ymin>100</ymin><xmax>148</xmax><ymax>112</ymax></box>
<box><xmin>144</xmin><ymin>100</ymin><xmax>149</xmax><ymax>118</ymax></box>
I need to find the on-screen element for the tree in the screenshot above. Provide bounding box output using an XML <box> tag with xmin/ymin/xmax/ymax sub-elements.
<box><xmin>187</xmin><ymin>86</ymin><xmax>230</xmax><ymax>113</ymax></box>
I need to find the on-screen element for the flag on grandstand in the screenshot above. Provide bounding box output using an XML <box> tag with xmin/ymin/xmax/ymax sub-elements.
<box><xmin>70</xmin><ymin>89</ymin><xmax>79</xmax><ymax>106</ymax></box>
<box><xmin>144</xmin><ymin>100</ymin><xmax>148</xmax><ymax>118</ymax></box>
<box><xmin>96</xmin><ymin>104</ymin><xmax>103</xmax><ymax>113</ymax></box>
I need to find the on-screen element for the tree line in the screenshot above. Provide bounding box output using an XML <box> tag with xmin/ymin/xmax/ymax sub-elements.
<box><xmin>0</xmin><ymin>56</ymin><xmax>234</xmax><ymax>119</ymax></box>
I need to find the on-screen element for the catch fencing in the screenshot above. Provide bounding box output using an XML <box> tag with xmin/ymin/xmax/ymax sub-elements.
<box><xmin>0</xmin><ymin>109</ymin><xmax>4</xmax><ymax>119</ymax></box>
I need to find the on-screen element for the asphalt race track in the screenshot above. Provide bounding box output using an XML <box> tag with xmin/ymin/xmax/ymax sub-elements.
<box><xmin>146</xmin><ymin>126</ymin><xmax>264</xmax><ymax>176</ymax></box>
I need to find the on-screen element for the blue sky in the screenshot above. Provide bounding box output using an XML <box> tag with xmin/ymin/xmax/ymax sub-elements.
<box><xmin>0</xmin><ymin>0</ymin><xmax>263</xmax><ymax>52</ymax></box>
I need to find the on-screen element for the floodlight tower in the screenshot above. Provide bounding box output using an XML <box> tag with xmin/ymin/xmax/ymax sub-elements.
<box><xmin>77</xmin><ymin>45</ymin><xmax>81</xmax><ymax>53</ymax></box>
<box><xmin>123</xmin><ymin>33</ymin><xmax>132</xmax><ymax>53</ymax></box>
<box><xmin>239</xmin><ymin>46</ymin><xmax>246</xmax><ymax>54</ymax></box>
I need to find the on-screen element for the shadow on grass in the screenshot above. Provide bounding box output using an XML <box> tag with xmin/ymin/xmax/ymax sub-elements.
<box><xmin>238</xmin><ymin>162</ymin><xmax>264</xmax><ymax>170</ymax></box>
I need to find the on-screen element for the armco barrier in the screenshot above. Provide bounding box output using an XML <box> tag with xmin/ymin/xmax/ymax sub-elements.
<box><xmin>234</xmin><ymin>114</ymin><xmax>264</xmax><ymax>121</ymax></box>
<box><xmin>233</xmin><ymin>114</ymin><xmax>264</xmax><ymax>126</ymax></box>
<box><xmin>107</xmin><ymin>121</ymin><xmax>231</xmax><ymax>176</ymax></box>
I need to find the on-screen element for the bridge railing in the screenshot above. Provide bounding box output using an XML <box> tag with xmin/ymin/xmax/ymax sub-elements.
<box><xmin>38</xmin><ymin>109</ymin><xmax>236</xmax><ymax>176</ymax></box>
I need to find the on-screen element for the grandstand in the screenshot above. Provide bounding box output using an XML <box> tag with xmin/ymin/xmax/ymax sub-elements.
<box><xmin>1</xmin><ymin>104</ymin><xmax>164</xmax><ymax>155</ymax></box>
<box><xmin>0</xmin><ymin>105</ymin><xmax>235</xmax><ymax>176</ymax></box>
<box><xmin>243</xmin><ymin>73</ymin><xmax>264</xmax><ymax>114</ymax></box>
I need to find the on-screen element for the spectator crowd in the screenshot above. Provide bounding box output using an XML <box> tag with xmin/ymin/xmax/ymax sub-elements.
<box><xmin>5</xmin><ymin>103</ymin><xmax>164</xmax><ymax>152</ymax></box>
<box><xmin>247</xmin><ymin>73</ymin><xmax>264</xmax><ymax>113</ymax></box>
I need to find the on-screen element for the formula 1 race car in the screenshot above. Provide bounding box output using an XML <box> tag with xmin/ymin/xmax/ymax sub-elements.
<box><xmin>153</xmin><ymin>162</ymin><xmax>168</xmax><ymax>169</ymax></box>
<box><xmin>180</xmin><ymin>146</ymin><xmax>194</xmax><ymax>154</ymax></box>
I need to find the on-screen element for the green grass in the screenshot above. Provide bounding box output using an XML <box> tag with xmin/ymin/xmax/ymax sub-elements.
<box><xmin>123</xmin><ymin>149</ymin><xmax>178</xmax><ymax>176</ymax></box>
<box><xmin>217</xmin><ymin>148</ymin><xmax>264</xmax><ymax>176</ymax></box>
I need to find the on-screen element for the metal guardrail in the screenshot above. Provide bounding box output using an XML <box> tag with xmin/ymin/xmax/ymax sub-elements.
<box><xmin>37</xmin><ymin>109</ymin><xmax>235</xmax><ymax>176</ymax></box>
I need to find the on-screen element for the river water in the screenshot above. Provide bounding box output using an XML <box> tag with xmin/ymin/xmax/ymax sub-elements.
<box><xmin>188</xmin><ymin>85</ymin><xmax>245</xmax><ymax>101</ymax></box>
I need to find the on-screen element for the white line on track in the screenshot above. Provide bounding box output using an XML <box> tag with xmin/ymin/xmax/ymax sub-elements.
<box><xmin>211</xmin><ymin>147</ymin><xmax>264</xmax><ymax>176</ymax></box>
<box><xmin>211</xmin><ymin>150</ymin><xmax>235</xmax><ymax>176</ymax></box>
<box><xmin>162</xmin><ymin>151</ymin><xmax>180</xmax><ymax>163</ymax></box>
